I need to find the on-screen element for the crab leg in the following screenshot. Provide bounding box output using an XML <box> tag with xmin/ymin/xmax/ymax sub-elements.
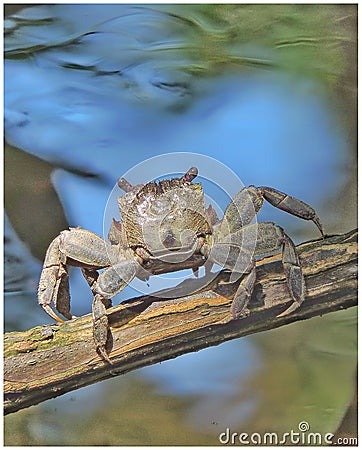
<box><xmin>277</xmin><ymin>232</ymin><xmax>306</xmax><ymax>316</ymax></box>
<box><xmin>210</xmin><ymin>221</ymin><xmax>307</xmax><ymax>318</ymax></box>
<box><xmin>207</xmin><ymin>223</ymin><xmax>257</xmax><ymax>281</ymax></box>
<box><xmin>81</xmin><ymin>269</ymin><xmax>111</xmax><ymax>363</ymax></box>
<box><xmin>219</xmin><ymin>186</ymin><xmax>264</xmax><ymax>235</ymax></box>
<box><xmin>219</xmin><ymin>185</ymin><xmax>324</xmax><ymax>237</ymax></box>
<box><xmin>205</xmin><ymin>224</ymin><xmax>257</xmax><ymax>317</ymax></box>
<box><xmin>92</xmin><ymin>294</ymin><xmax>112</xmax><ymax>363</ymax></box>
<box><xmin>230</xmin><ymin>223</ymin><xmax>306</xmax><ymax>318</ymax></box>
<box><xmin>59</xmin><ymin>228</ymin><xmax>113</xmax><ymax>268</ymax></box>
<box><xmin>82</xmin><ymin>269</ymin><xmax>112</xmax><ymax>308</ymax></box>
<box><xmin>38</xmin><ymin>235</ymin><xmax>71</xmax><ymax>322</ymax></box>
<box><xmin>82</xmin><ymin>261</ymin><xmax>138</xmax><ymax>363</ymax></box>
<box><xmin>255</xmin><ymin>222</ymin><xmax>306</xmax><ymax>316</ymax></box>
<box><xmin>39</xmin><ymin>228</ymin><xmax>113</xmax><ymax>323</ymax></box>
<box><xmin>259</xmin><ymin>186</ymin><xmax>325</xmax><ymax>237</ymax></box>
<box><xmin>230</xmin><ymin>261</ymin><xmax>256</xmax><ymax>318</ymax></box>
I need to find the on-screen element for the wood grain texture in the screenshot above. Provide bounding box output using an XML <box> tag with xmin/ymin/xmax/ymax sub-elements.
<box><xmin>4</xmin><ymin>229</ymin><xmax>357</xmax><ymax>415</ymax></box>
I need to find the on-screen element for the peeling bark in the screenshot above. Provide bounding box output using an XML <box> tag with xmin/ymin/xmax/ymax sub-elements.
<box><xmin>4</xmin><ymin>229</ymin><xmax>357</xmax><ymax>415</ymax></box>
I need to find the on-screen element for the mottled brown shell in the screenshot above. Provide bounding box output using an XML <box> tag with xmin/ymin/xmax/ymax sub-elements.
<box><xmin>118</xmin><ymin>176</ymin><xmax>211</xmax><ymax>254</ymax></box>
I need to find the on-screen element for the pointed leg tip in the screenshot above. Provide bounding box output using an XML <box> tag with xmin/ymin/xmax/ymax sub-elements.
<box><xmin>42</xmin><ymin>305</ymin><xmax>65</xmax><ymax>323</ymax></box>
<box><xmin>277</xmin><ymin>301</ymin><xmax>301</xmax><ymax>318</ymax></box>
<box><xmin>97</xmin><ymin>346</ymin><xmax>113</xmax><ymax>365</ymax></box>
<box><xmin>313</xmin><ymin>217</ymin><xmax>325</xmax><ymax>238</ymax></box>
<box><xmin>231</xmin><ymin>306</ymin><xmax>250</xmax><ymax>320</ymax></box>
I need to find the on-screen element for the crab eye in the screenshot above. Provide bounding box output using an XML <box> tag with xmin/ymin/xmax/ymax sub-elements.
<box><xmin>182</xmin><ymin>167</ymin><xmax>198</xmax><ymax>182</ymax></box>
<box><xmin>118</xmin><ymin>177</ymin><xmax>133</xmax><ymax>192</ymax></box>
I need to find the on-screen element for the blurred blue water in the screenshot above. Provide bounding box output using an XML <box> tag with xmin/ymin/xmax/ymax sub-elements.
<box><xmin>6</xmin><ymin>66</ymin><xmax>347</xmax><ymax>219</ymax></box>
<box><xmin>5</xmin><ymin>5</ymin><xmax>348</xmax><ymax>230</ymax></box>
<box><xmin>4</xmin><ymin>213</ymin><xmax>43</xmax><ymax>331</ymax></box>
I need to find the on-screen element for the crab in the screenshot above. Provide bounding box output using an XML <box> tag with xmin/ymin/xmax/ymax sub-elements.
<box><xmin>38</xmin><ymin>167</ymin><xmax>324</xmax><ymax>362</ymax></box>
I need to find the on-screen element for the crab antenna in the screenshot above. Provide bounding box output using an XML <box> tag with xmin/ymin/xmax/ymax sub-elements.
<box><xmin>118</xmin><ymin>177</ymin><xmax>133</xmax><ymax>192</ymax></box>
<box><xmin>182</xmin><ymin>167</ymin><xmax>198</xmax><ymax>182</ymax></box>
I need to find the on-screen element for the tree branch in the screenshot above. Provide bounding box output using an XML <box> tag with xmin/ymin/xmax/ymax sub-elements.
<box><xmin>4</xmin><ymin>229</ymin><xmax>357</xmax><ymax>415</ymax></box>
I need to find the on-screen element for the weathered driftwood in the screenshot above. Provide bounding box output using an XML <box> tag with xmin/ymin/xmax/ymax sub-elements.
<box><xmin>4</xmin><ymin>229</ymin><xmax>357</xmax><ymax>415</ymax></box>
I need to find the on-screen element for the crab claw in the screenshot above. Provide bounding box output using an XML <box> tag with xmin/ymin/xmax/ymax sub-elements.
<box><xmin>38</xmin><ymin>235</ymin><xmax>72</xmax><ymax>322</ymax></box>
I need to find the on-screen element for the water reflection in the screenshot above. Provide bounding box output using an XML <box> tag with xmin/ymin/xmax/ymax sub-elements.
<box><xmin>4</xmin><ymin>4</ymin><xmax>357</xmax><ymax>445</ymax></box>
<box><xmin>142</xmin><ymin>338</ymin><xmax>261</xmax><ymax>430</ymax></box>
<box><xmin>4</xmin><ymin>213</ymin><xmax>43</xmax><ymax>331</ymax></box>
